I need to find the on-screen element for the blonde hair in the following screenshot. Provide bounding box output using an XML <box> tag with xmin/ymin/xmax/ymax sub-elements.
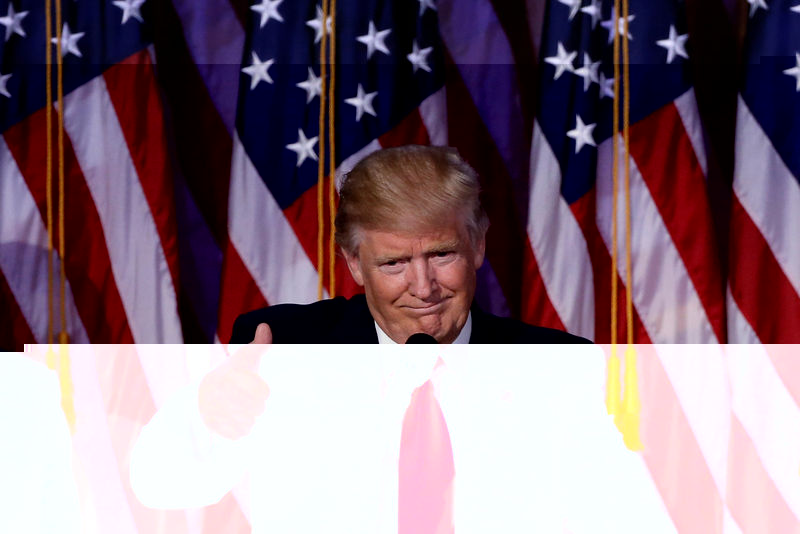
<box><xmin>335</xmin><ymin>145</ymin><xmax>489</xmax><ymax>254</ymax></box>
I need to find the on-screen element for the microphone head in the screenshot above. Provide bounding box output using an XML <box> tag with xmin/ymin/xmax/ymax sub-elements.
<box><xmin>405</xmin><ymin>333</ymin><xmax>438</xmax><ymax>344</ymax></box>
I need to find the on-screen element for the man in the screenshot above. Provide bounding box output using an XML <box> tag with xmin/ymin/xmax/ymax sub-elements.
<box><xmin>230</xmin><ymin>145</ymin><xmax>588</xmax><ymax>345</ymax></box>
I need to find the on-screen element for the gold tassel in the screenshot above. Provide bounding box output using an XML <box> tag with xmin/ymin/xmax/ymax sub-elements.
<box><xmin>606</xmin><ymin>348</ymin><xmax>621</xmax><ymax>417</ymax></box>
<box><xmin>46</xmin><ymin>334</ymin><xmax>77</xmax><ymax>433</ymax></box>
<box><xmin>57</xmin><ymin>333</ymin><xmax>77</xmax><ymax>433</ymax></box>
<box><xmin>618</xmin><ymin>345</ymin><xmax>643</xmax><ymax>450</ymax></box>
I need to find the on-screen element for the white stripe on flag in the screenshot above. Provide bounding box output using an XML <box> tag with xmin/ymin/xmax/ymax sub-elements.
<box><xmin>726</xmin><ymin>286</ymin><xmax>760</xmax><ymax>344</ymax></box>
<box><xmin>655</xmin><ymin>346</ymin><xmax>732</xmax><ymax>499</ymax></box>
<box><xmin>61</xmin><ymin>76</ymin><xmax>183</xmax><ymax>343</ymax></box>
<box><xmin>0</xmin><ymin>135</ymin><xmax>89</xmax><ymax>344</ymax></box>
<box><xmin>724</xmin><ymin>508</ymin><xmax>744</xmax><ymax>534</ymax></box>
<box><xmin>734</xmin><ymin>96</ymin><xmax>800</xmax><ymax>297</ymax></box>
<box><xmin>726</xmin><ymin>345</ymin><xmax>800</xmax><ymax>520</ymax></box>
<box><xmin>335</xmin><ymin>139</ymin><xmax>381</xmax><ymax>192</ymax></box>
<box><xmin>229</xmin><ymin>132</ymin><xmax>323</xmax><ymax>305</ymax></box>
<box><xmin>596</xmin><ymin>136</ymin><xmax>717</xmax><ymax>343</ymax></box>
<box><xmin>527</xmin><ymin>120</ymin><xmax>595</xmax><ymax>339</ymax></box>
<box><xmin>673</xmin><ymin>89</ymin><xmax>708</xmax><ymax>176</ymax></box>
<box><xmin>419</xmin><ymin>87</ymin><xmax>449</xmax><ymax>147</ymax></box>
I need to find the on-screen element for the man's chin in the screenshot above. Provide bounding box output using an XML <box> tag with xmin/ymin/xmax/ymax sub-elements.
<box><xmin>411</xmin><ymin>316</ymin><xmax>454</xmax><ymax>343</ymax></box>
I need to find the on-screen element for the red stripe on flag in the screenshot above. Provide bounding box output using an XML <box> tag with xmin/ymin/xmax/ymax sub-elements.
<box><xmin>727</xmin><ymin>416</ymin><xmax>800</xmax><ymax>532</ymax></box>
<box><xmin>103</xmin><ymin>50</ymin><xmax>181</xmax><ymax>291</ymax></box>
<box><xmin>4</xmin><ymin>108</ymin><xmax>134</xmax><ymax>343</ymax></box>
<box><xmin>637</xmin><ymin>345</ymin><xmax>724</xmax><ymax>533</ymax></box>
<box><xmin>379</xmin><ymin>108</ymin><xmax>432</xmax><ymax>147</ymax></box>
<box><xmin>628</xmin><ymin>102</ymin><xmax>726</xmax><ymax>342</ymax></box>
<box><xmin>218</xmin><ymin>240</ymin><xmax>269</xmax><ymax>343</ymax></box>
<box><xmin>570</xmin><ymin>190</ymin><xmax>651</xmax><ymax>344</ymax></box>
<box><xmin>444</xmin><ymin>59</ymin><xmax>562</xmax><ymax>329</ymax></box>
<box><xmin>0</xmin><ymin>267</ymin><xmax>36</xmax><ymax>350</ymax></box>
<box><xmin>729</xmin><ymin>196</ymin><xmax>800</xmax><ymax>343</ymax></box>
<box><xmin>519</xmin><ymin>241</ymin><xmax>565</xmax><ymax>330</ymax></box>
<box><xmin>282</xmin><ymin>177</ymin><xmax>361</xmax><ymax>300</ymax></box>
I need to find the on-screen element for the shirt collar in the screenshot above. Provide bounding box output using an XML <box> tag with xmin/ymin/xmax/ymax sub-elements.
<box><xmin>374</xmin><ymin>312</ymin><xmax>472</xmax><ymax>344</ymax></box>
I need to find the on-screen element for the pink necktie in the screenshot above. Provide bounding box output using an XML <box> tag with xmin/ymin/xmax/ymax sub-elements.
<box><xmin>398</xmin><ymin>376</ymin><xmax>455</xmax><ymax>534</ymax></box>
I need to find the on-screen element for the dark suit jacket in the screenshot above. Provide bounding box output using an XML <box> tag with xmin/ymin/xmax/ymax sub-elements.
<box><xmin>230</xmin><ymin>294</ymin><xmax>591</xmax><ymax>344</ymax></box>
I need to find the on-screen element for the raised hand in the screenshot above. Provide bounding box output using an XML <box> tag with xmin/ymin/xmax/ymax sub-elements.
<box><xmin>198</xmin><ymin>323</ymin><xmax>272</xmax><ymax>439</ymax></box>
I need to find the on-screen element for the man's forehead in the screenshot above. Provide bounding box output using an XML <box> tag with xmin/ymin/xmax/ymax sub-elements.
<box><xmin>360</xmin><ymin>227</ymin><xmax>466</xmax><ymax>254</ymax></box>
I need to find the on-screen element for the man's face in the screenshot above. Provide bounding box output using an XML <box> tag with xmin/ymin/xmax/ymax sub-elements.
<box><xmin>343</xmin><ymin>219</ymin><xmax>485</xmax><ymax>344</ymax></box>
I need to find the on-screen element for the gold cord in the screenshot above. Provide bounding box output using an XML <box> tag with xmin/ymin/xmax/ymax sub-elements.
<box><xmin>56</xmin><ymin>0</ymin><xmax>67</xmax><ymax>342</ymax></box>
<box><xmin>45</xmin><ymin>0</ymin><xmax>53</xmax><ymax>345</ymax></box>
<box><xmin>45</xmin><ymin>0</ymin><xmax>75</xmax><ymax>433</ymax></box>
<box><xmin>327</xmin><ymin>0</ymin><xmax>337</xmax><ymax>298</ymax></box>
<box><xmin>622</xmin><ymin>0</ymin><xmax>632</xmax><ymax>348</ymax></box>
<box><xmin>606</xmin><ymin>0</ymin><xmax>642</xmax><ymax>451</ymax></box>
<box><xmin>606</xmin><ymin>0</ymin><xmax>622</xmax><ymax>419</ymax></box>
<box><xmin>317</xmin><ymin>0</ymin><xmax>330</xmax><ymax>300</ymax></box>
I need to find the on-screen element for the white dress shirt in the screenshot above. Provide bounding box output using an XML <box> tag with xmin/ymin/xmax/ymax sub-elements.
<box><xmin>374</xmin><ymin>312</ymin><xmax>472</xmax><ymax>344</ymax></box>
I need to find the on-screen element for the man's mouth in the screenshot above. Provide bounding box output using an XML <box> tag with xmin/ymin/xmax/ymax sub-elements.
<box><xmin>405</xmin><ymin>301</ymin><xmax>444</xmax><ymax>315</ymax></box>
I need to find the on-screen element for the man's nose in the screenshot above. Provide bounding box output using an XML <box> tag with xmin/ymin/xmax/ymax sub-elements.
<box><xmin>407</xmin><ymin>259</ymin><xmax>435</xmax><ymax>299</ymax></box>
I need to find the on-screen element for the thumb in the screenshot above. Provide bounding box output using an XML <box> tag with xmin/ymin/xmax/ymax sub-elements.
<box><xmin>230</xmin><ymin>323</ymin><xmax>271</xmax><ymax>370</ymax></box>
<box><xmin>252</xmin><ymin>322</ymin><xmax>273</xmax><ymax>344</ymax></box>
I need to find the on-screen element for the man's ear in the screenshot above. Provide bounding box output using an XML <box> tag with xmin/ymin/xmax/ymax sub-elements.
<box><xmin>473</xmin><ymin>233</ymin><xmax>486</xmax><ymax>268</ymax></box>
<box><xmin>343</xmin><ymin>249</ymin><xmax>365</xmax><ymax>286</ymax></box>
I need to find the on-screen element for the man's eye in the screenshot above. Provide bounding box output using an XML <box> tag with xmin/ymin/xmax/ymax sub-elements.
<box><xmin>384</xmin><ymin>260</ymin><xmax>398</xmax><ymax>267</ymax></box>
<box><xmin>435</xmin><ymin>251</ymin><xmax>454</xmax><ymax>258</ymax></box>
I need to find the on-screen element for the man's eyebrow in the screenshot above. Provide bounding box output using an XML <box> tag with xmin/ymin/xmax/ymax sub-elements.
<box><xmin>374</xmin><ymin>253</ymin><xmax>407</xmax><ymax>264</ymax></box>
<box><xmin>425</xmin><ymin>240</ymin><xmax>459</xmax><ymax>254</ymax></box>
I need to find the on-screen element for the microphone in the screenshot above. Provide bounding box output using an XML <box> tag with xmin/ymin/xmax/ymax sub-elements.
<box><xmin>405</xmin><ymin>333</ymin><xmax>438</xmax><ymax>344</ymax></box>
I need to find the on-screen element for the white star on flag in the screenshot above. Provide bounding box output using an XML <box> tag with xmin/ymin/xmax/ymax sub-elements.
<box><xmin>574</xmin><ymin>52</ymin><xmax>601</xmax><ymax>91</ymax></box>
<box><xmin>599</xmin><ymin>72</ymin><xmax>614</xmax><ymax>99</ymax></box>
<box><xmin>558</xmin><ymin>0</ymin><xmax>581</xmax><ymax>20</ymax></box>
<box><xmin>242</xmin><ymin>51</ymin><xmax>274</xmax><ymax>89</ymax></box>
<box><xmin>307</xmin><ymin>5</ymin><xmax>332</xmax><ymax>44</ymax></box>
<box><xmin>567</xmin><ymin>115</ymin><xmax>597</xmax><ymax>154</ymax></box>
<box><xmin>286</xmin><ymin>129</ymin><xmax>319</xmax><ymax>167</ymax></box>
<box><xmin>0</xmin><ymin>3</ymin><xmax>28</xmax><ymax>42</ymax></box>
<box><xmin>296</xmin><ymin>67</ymin><xmax>322</xmax><ymax>103</ymax></box>
<box><xmin>357</xmin><ymin>21</ymin><xmax>391</xmax><ymax>59</ymax></box>
<box><xmin>581</xmin><ymin>0</ymin><xmax>602</xmax><ymax>29</ymax></box>
<box><xmin>784</xmin><ymin>53</ymin><xmax>800</xmax><ymax>91</ymax></box>
<box><xmin>51</xmin><ymin>23</ymin><xmax>85</xmax><ymax>58</ymax></box>
<box><xmin>112</xmin><ymin>0</ymin><xmax>146</xmax><ymax>25</ymax></box>
<box><xmin>251</xmin><ymin>0</ymin><xmax>283</xmax><ymax>28</ymax></box>
<box><xmin>0</xmin><ymin>72</ymin><xmax>11</xmax><ymax>98</ymax></box>
<box><xmin>747</xmin><ymin>0</ymin><xmax>768</xmax><ymax>17</ymax></box>
<box><xmin>791</xmin><ymin>2</ymin><xmax>800</xmax><ymax>13</ymax></box>
<box><xmin>407</xmin><ymin>40</ymin><xmax>433</xmax><ymax>73</ymax></box>
<box><xmin>601</xmin><ymin>7</ymin><xmax>635</xmax><ymax>44</ymax></box>
<box><xmin>418</xmin><ymin>0</ymin><xmax>437</xmax><ymax>16</ymax></box>
<box><xmin>345</xmin><ymin>84</ymin><xmax>378</xmax><ymax>121</ymax></box>
<box><xmin>656</xmin><ymin>25</ymin><xmax>689</xmax><ymax>64</ymax></box>
<box><xmin>544</xmin><ymin>42</ymin><xmax>576</xmax><ymax>80</ymax></box>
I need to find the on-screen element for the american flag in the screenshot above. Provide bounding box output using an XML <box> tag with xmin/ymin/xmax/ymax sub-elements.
<box><xmin>2</xmin><ymin>0</ymin><xmax>797</xmax><ymax>348</ymax></box>
<box><xmin>4</xmin><ymin>0</ymin><xmax>800</xmax><ymax>529</ymax></box>
<box><xmin>730</xmin><ymin>0</ymin><xmax>800</xmax><ymax>343</ymax></box>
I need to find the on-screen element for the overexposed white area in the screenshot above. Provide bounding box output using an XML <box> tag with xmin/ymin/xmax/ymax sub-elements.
<box><xmin>130</xmin><ymin>344</ymin><xmax>675</xmax><ymax>533</ymax></box>
<box><xmin>0</xmin><ymin>354</ymin><xmax>81</xmax><ymax>534</ymax></box>
<box><xmin>21</xmin><ymin>344</ymin><xmax>793</xmax><ymax>533</ymax></box>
